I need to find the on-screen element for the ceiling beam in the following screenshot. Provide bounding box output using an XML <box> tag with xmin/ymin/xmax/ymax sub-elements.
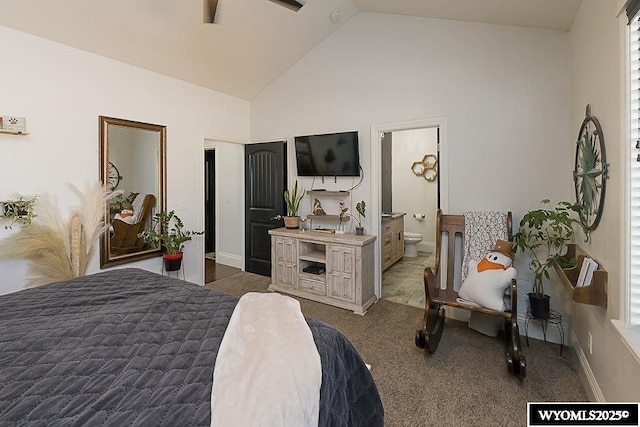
<box><xmin>269</xmin><ymin>0</ymin><xmax>306</xmax><ymax>12</ymax></box>
<box><xmin>203</xmin><ymin>0</ymin><xmax>219</xmax><ymax>24</ymax></box>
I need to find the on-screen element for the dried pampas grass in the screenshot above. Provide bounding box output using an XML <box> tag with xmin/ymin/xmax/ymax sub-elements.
<box><xmin>0</xmin><ymin>182</ymin><xmax>109</xmax><ymax>286</ymax></box>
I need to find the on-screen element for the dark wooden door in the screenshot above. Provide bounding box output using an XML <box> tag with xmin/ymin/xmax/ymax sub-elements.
<box><xmin>244</xmin><ymin>141</ymin><xmax>286</xmax><ymax>276</ymax></box>
<box><xmin>204</xmin><ymin>150</ymin><xmax>216</xmax><ymax>253</ymax></box>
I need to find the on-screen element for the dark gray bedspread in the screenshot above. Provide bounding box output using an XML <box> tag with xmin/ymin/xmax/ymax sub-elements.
<box><xmin>0</xmin><ymin>268</ymin><xmax>383</xmax><ymax>426</ymax></box>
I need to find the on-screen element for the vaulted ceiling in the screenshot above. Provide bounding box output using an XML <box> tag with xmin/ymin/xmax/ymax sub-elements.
<box><xmin>0</xmin><ymin>0</ymin><xmax>582</xmax><ymax>100</ymax></box>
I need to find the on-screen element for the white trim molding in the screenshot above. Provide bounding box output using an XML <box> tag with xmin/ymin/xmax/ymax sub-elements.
<box><xmin>571</xmin><ymin>330</ymin><xmax>605</xmax><ymax>402</ymax></box>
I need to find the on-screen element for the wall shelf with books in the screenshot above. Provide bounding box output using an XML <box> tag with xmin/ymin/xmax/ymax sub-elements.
<box><xmin>554</xmin><ymin>244</ymin><xmax>607</xmax><ymax>307</ymax></box>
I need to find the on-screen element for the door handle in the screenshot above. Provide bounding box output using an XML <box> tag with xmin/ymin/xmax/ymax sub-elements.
<box><xmin>270</xmin><ymin>215</ymin><xmax>283</xmax><ymax>221</ymax></box>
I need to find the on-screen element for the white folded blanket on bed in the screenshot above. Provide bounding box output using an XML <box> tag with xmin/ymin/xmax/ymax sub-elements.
<box><xmin>210</xmin><ymin>292</ymin><xmax>321</xmax><ymax>427</ymax></box>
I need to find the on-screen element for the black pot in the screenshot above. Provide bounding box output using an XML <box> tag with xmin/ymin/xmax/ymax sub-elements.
<box><xmin>528</xmin><ymin>293</ymin><xmax>551</xmax><ymax>319</ymax></box>
<box><xmin>163</xmin><ymin>253</ymin><xmax>183</xmax><ymax>271</ymax></box>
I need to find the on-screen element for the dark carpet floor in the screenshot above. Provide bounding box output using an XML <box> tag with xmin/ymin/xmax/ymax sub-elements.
<box><xmin>206</xmin><ymin>272</ymin><xmax>588</xmax><ymax>426</ymax></box>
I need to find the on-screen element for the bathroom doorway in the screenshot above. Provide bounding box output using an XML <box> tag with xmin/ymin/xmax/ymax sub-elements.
<box><xmin>381</xmin><ymin>128</ymin><xmax>439</xmax><ymax>307</ymax></box>
<box><xmin>370</xmin><ymin>117</ymin><xmax>448</xmax><ymax>306</ymax></box>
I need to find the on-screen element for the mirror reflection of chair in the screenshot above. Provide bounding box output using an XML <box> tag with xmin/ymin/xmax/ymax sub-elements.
<box><xmin>110</xmin><ymin>193</ymin><xmax>156</xmax><ymax>255</ymax></box>
<box><xmin>414</xmin><ymin>209</ymin><xmax>526</xmax><ymax>379</ymax></box>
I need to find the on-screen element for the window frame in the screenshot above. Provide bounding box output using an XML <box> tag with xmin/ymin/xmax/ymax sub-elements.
<box><xmin>612</xmin><ymin>9</ymin><xmax>640</xmax><ymax>365</ymax></box>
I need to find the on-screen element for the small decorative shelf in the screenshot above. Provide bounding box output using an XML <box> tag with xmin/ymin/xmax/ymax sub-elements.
<box><xmin>0</xmin><ymin>129</ymin><xmax>30</xmax><ymax>135</ymax></box>
<box><xmin>307</xmin><ymin>214</ymin><xmax>349</xmax><ymax>221</ymax></box>
<box><xmin>306</xmin><ymin>190</ymin><xmax>350</xmax><ymax>196</ymax></box>
<box><xmin>554</xmin><ymin>244</ymin><xmax>607</xmax><ymax>307</ymax></box>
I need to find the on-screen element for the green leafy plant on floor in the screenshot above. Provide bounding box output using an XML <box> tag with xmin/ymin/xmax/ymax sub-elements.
<box><xmin>513</xmin><ymin>199</ymin><xmax>587</xmax><ymax>296</ymax></box>
<box><xmin>138</xmin><ymin>210</ymin><xmax>203</xmax><ymax>255</ymax></box>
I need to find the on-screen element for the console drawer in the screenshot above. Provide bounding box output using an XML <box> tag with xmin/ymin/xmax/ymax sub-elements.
<box><xmin>298</xmin><ymin>277</ymin><xmax>326</xmax><ymax>296</ymax></box>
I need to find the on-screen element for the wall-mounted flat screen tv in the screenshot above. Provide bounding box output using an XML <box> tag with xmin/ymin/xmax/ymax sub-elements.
<box><xmin>294</xmin><ymin>131</ymin><xmax>360</xmax><ymax>177</ymax></box>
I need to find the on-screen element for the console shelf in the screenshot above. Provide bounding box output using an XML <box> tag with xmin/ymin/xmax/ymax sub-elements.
<box><xmin>554</xmin><ymin>244</ymin><xmax>607</xmax><ymax>307</ymax></box>
<box><xmin>307</xmin><ymin>190</ymin><xmax>350</xmax><ymax>197</ymax></box>
<box><xmin>299</xmin><ymin>250</ymin><xmax>325</xmax><ymax>263</ymax></box>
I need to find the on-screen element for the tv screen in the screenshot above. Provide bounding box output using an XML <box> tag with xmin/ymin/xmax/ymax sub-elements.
<box><xmin>294</xmin><ymin>131</ymin><xmax>360</xmax><ymax>177</ymax></box>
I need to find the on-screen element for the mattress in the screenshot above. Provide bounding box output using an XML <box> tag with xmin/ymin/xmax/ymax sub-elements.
<box><xmin>0</xmin><ymin>268</ymin><xmax>383</xmax><ymax>426</ymax></box>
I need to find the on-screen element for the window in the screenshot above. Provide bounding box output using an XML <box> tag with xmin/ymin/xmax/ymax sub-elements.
<box><xmin>629</xmin><ymin>15</ymin><xmax>640</xmax><ymax>325</ymax></box>
<box><xmin>629</xmin><ymin>9</ymin><xmax>640</xmax><ymax>327</ymax></box>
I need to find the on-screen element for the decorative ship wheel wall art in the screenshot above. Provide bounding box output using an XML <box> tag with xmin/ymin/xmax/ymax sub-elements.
<box><xmin>411</xmin><ymin>154</ymin><xmax>438</xmax><ymax>182</ymax></box>
<box><xmin>573</xmin><ymin>104</ymin><xmax>609</xmax><ymax>232</ymax></box>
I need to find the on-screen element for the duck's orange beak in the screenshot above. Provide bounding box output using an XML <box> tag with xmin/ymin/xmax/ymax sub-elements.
<box><xmin>477</xmin><ymin>258</ymin><xmax>507</xmax><ymax>272</ymax></box>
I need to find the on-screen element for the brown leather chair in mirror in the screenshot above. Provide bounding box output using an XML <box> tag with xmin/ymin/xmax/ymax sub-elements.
<box><xmin>110</xmin><ymin>194</ymin><xmax>156</xmax><ymax>255</ymax></box>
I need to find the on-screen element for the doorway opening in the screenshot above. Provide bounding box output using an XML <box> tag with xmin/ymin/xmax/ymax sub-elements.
<box><xmin>370</xmin><ymin>118</ymin><xmax>448</xmax><ymax>302</ymax></box>
<box><xmin>205</xmin><ymin>149</ymin><xmax>216</xmax><ymax>260</ymax></box>
<box><xmin>381</xmin><ymin>128</ymin><xmax>439</xmax><ymax>308</ymax></box>
<box><xmin>203</xmin><ymin>139</ymin><xmax>244</xmax><ymax>284</ymax></box>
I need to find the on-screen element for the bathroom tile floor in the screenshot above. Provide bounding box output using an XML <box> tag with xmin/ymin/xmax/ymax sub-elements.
<box><xmin>382</xmin><ymin>251</ymin><xmax>435</xmax><ymax>309</ymax></box>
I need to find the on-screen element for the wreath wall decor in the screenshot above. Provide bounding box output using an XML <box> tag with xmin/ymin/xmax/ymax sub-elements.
<box><xmin>573</xmin><ymin>104</ymin><xmax>608</xmax><ymax>232</ymax></box>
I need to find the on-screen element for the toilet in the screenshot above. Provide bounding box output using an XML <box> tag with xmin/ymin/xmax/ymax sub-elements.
<box><xmin>403</xmin><ymin>232</ymin><xmax>423</xmax><ymax>257</ymax></box>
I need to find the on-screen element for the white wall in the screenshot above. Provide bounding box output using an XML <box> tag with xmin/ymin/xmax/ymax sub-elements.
<box><xmin>390</xmin><ymin>128</ymin><xmax>438</xmax><ymax>251</ymax></box>
<box><xmin>568</xmin><ymin>0</ymin><xmax>640</xmax><ymax>401</ymax></box>
<box><xmin>0</xmin><ymin>25</ymin><xmax>249</xmax><ymax>294</ymax></box>
<box><xmin>251</xmin><ymin>12</ymin><xmax>574</xmax><ymax>332</ymax></box>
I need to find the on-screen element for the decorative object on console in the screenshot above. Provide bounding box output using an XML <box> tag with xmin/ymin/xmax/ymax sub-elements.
<box><xmin>0</xmin><ymin>196</ymin><xmax>37</xmax><ymax>230</ymax></box>
<box><xmin>138</xmin><ymin>210</ymin><xmax>204</xmax><ymax>271</ymax></box>
<box><xmin>312</xmin><ymin>198</ymin><xmax>326</xmax><ymax>215</ymax></box>
<box><xmin>513</xmin><ymin>199</ymin><xmax>586</xmax><ymax>319</ymax></box>
<box><xmin>573</xmin><ymin>104</ymin><xmax>608</xmax><ymax>233</ymax></box>
<box><xmin>0</xmin><ymin>182</ymin><xmax>109</xmax><ymax>286</ymax></box>
<box><xmin>284</xmin><ymin>180</ymin><xmax>305</xmax><ymax>229</ymax></box>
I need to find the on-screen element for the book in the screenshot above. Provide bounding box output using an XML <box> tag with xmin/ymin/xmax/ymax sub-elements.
<box><xmin>576</xmin><ymin>257</ymin><xmax>599</xmax><ymax>287</ymax></box>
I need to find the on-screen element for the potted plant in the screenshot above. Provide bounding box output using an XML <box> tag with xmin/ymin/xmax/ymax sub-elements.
<box><xmin>355</xmin><ymin>201</ymin><xmax>366</xmax><ymax>235</ymax></box>
<box><xmin>138</xmin><ymin>210</ymin><xmax>204</xmax><ymax>271</ymax></box>
<box><xmin>513</xmin><ymin>199</ymin><xmax>585</xmax><ymax>319</ymax></box>
<box><xmin>1</xmin><ymin>196</ymin><xmax>37</xmax><ymax>230</ymax></box>
<box><xmin>284</xmin><ymin>180</ymin><xmax>305</xmax><ymax>229</ymax></box>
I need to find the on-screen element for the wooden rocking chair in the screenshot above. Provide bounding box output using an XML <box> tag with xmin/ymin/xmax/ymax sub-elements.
<box><xmin>414</xmin><ymin>209</ymin><xmax>526</xmax><ymax>378</ymax></box>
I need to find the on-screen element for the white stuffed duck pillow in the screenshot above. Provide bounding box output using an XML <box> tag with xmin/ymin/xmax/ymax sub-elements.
<box><xmin>458</xmin><ymin>239</ymin><xmax>516</xmax><ymax>312</ymax></box>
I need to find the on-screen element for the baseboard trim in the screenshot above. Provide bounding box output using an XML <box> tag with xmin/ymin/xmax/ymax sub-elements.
<box><xmin>417</xmin><ymin>241</ymin><xmax>435</xmax><ymax>253</ymax></box>
<box><xmin>215</xmin><ymin>252</ymin><xmax>242</xmax><ymax>269</ymax></box>
<box><xmin>570</xmin><ymin>330</ymin><xmax>604</xmax><ymax>401</ymax></box>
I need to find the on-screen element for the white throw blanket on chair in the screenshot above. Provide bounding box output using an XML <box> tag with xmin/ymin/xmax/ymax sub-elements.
<box><xmin>210</xmin><ymin>292</ymin><xmax>321</xmax><ymax>427</ymax></box>
<box><xmin>461</xmin><ymin>211</ymin><xmax>509</xmax><ymax>281</ymax></box>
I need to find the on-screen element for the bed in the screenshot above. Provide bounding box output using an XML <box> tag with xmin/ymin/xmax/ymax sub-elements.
<box><xmin>0</xmin><ymin>268</ymin><xmax>384</xmax><ymax>426</ymax></box>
